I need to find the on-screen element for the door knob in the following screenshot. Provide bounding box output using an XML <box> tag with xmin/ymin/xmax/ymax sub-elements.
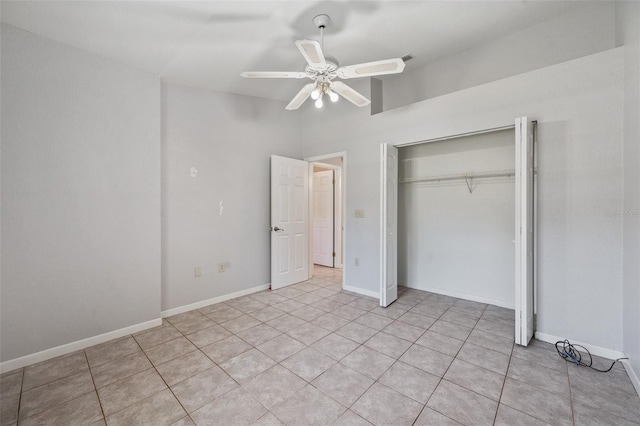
<box><xmin>273</xmin><ymin>226</ymin><xmax>284</xmax><ymax>232</ymax></box>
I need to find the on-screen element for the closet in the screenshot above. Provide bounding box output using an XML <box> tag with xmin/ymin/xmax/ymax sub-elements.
<box><xmin>381</xmin><ymin>117</ymin><xmax>536</xmax><ymax>345</ymax></box>
<box><xmin>398</xmin><ymin>129</ymin><xmax>516</xmax><ymax>308</ymax></box>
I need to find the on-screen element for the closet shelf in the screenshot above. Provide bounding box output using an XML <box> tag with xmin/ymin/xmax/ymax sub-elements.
<box><xmin>399</xmin><ymin>169</ymin><xmax>516</xmax><ymax>185</ymax></box>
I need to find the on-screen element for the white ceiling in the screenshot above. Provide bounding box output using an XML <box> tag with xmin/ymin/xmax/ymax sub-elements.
<box><xmin>1</xmin><ymin>1</ymin><xmax>589</xmax><ymax>102</ymax></box>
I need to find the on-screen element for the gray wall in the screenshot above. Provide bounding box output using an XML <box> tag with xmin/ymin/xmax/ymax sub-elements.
<box><xmin>398</xmin><ymin>130</ymin><xmax>515</xmax><ymax>307</ymax></box>
<box><xmin>618</xmin><ymin>1</ymin><xmax>640</xmax><ymax>382</ymax></box>
<box><xmin>1</xmin><ymin>24</ymin><xmax>161</xmax><ymax>361</ymax></box>
<box><xmin>383</xmin><ymin>2</ymin><xmax>616</xmax><ymax>111</ymax></box>
<box><xmin>303</xmin><ymin>48</ymin><xmax>625</xmax><ymax>352</ymax></box>
<box><xmin>161</xmin><ymin>83</ymin><xmax>302</xmax><ymax>311</ymax></box>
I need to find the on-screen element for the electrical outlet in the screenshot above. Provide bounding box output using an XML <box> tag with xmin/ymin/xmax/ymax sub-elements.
<box><xmin>355</xmin><ymin>209</ymin><xmax>365</xmax><ymax>218</ymax></box>
<box><xmin>355</xmin><ymin>257</ymin><xmax>359</xmax><ymax>266</ymax></box>
<box><xmin>218</xmin><ymin>263</ymin><xmax>225</xmax><ymax>273</ymax></box>
<box><xmin>194</xmin><ymin>266</ymin><xmax>202</xmax><ymax>277</ymax></box>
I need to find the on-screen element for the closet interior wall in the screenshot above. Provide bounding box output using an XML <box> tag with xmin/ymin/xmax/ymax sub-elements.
<box><xmin>398</xmin><ymin>129</ymin><xmax>516</xmax><ymax>308</ymax></box>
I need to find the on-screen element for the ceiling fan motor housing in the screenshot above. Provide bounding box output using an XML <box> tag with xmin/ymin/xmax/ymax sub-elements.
<box><xmin>312</xmin><ymin>14</ymin><xmax>331</xmax><ymax>29</ymax></box>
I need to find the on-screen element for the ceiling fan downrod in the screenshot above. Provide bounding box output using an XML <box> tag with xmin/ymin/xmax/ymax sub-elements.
<box><xmin>312</xmin><ymin>14</ymin><xmax>331</xmax><ymax>52</ymax></box>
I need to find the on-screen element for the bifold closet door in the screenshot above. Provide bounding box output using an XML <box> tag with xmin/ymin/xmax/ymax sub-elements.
<box><xmin>380</xmin><ymin>143</ymin><xmax>398</xmax><ymax>307</ymax></box>
<box><xmin>515</xmin><ymin>117</ymin><xmax>534</xmax><ymax>346</ymax></box>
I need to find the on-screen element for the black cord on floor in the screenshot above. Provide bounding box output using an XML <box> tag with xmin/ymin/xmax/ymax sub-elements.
<box><xmin>555</xmin><ymin>339</ymin><xmax>628</xmax><ymax>372</ymax></box>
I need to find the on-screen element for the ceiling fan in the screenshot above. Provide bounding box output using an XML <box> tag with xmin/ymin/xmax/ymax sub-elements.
<box><xmin>240</xmin><ymin>14</ymin><xmax>406</xmax><ymax>110</ymax></box>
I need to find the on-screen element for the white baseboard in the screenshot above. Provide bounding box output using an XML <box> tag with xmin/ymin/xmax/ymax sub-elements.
<box><xmin>622</xmin><ymin>359</ymin><xmax>640</xmax><ymax>397</ymax></box>
<box><xmin>0</xmin><ymin>318</ymin><xmax>162</xmax><ymax>374</ymax></box>
<box><xmin>343</xmin><ymin>284</ymin><xmax>379</xmax><ymax>299</ymax></box>
<box><xmin>534</xmin><ymin>331</ymin><xmax>626</xmax><ymax>360</ymax></box>
<box><xmin>400</xmin><ymin>283</ymin><xmax>515</xmax><ymax>309</ymax></box>
<box><xmin>161</xmin><ymin>284</ymin><xmax>270</xmax><ymax>318</ymax></box>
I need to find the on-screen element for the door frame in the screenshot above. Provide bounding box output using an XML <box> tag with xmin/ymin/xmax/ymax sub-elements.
<box><xmin>311</xmin><ymin>164</ymin><xmax>343</xmax><ymax>269</ymax></box>
<box><xmin>383</xmin><ymin>119</ymin><xmax>537</xmax><ymax>345</ymax></box>
<box><xmin>305</xmin><ymin>152</ymin><xmax>347</xmax><ymax>289</ymax></box>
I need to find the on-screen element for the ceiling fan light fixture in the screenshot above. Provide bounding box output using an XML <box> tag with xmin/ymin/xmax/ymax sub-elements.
<box><xmin>241</xmin><ymin>13</ymin><xmax>404</xmax><ymax>110</ymax></box>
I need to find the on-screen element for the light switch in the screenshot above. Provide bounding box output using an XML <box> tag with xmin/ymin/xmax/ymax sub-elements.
<box><xmin>355</xmin><ymin>209</ymin><xmax>365</xmax><ymax>218</ymax></box>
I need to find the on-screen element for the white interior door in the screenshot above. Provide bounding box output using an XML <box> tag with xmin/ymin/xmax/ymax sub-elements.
<box><xmin>313</xmin><ymin>170</ymin><xmax>334</xmax><ymax>267</ymax></box>
<box><xmin>515</xmin><ymin>117</ymin><xmax>535</xmax><ymax>346</ymax></box>
<box><xmin>333</xmin><ymin>168</ymin><xmax>343</xmax><ymax>268</ymax></box>
<box><xmin>380</xmin><ymin>143</ymin><xmax>398</xmax><ymax>307</ymax></box>
<box><xmin>271</xmin><ymin>155</ymin><xmax>309</xmax><ymax>290</ymax></box>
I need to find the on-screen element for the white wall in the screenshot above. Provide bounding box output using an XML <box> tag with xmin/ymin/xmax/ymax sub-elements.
<box><xmin>1</xmin><ymin>24</ymin><xmax>161</xmax><ymax>361</ymax></box>
<box><xmin>161</xmin><ymin>83</ymin><xmax>302</xmax><ymax>312</ymax></box>
<box><xmin>398</xmin><ymin>130</ymin><xmax>515</xmax><ymax>308</ymax></box>
<box><xmin>384</xmin><ymin>2</ymin><xmax>616</xmax><ymax>111</ymax></box>
<box><xmin>303</xmin><ymin>48</ymin><xmax>624</xmax><ymax>352</ymax></box>
<box><xmin>617</xmin><ymin>1</ymin><xmax>640</xmax><ymax>384</ymax></box>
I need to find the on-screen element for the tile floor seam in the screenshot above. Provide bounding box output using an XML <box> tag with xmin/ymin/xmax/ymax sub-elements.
<box><xmin>130</xmin><ymin>328</ymin><xmax>195</xmax><ymax>424</ymax></box>
<box><xmin>15</xmin><ymin>365</ymin><xmax>25</xmax><ymax>424</ymax></box>
<box><xmin>419</xmin><ymin>301</ymin><xmax>486</xmax><ymax>426</ymax></box>
<box><xmin>132</xmin><ymin>337</ymin><xmax>171</xmax><ymax>352</ymax></box>
<box><xmin>17</xmin><ymin>364</ymin><xmax>89</xmax><ymax>396</ymax></box>
<box><xmin>499</xmin><ymin>349</ymin><xmax>575</xmax><ymax>426</ymax></box>
<box><xmin>420</xmin><ymin>398</ymin><xmax>460</xmax><ymax>425</ymax></box>
<box><xmin>18</xmin><ymin>390</ymin><xmax>100</xmax><ymax>425</ymax></box>
<box><xmin>369</xmin><ymin>325</ymin><xmax>429</xmax><ymax>404</ymax></box>
<box><xmin>16</xmin><ymin>370</ymin><xmax>99</xmax><ymax>423</ymax></box>
<box><xmin>566</xmin><ymin>359</ymin><xmax>577</xmax><ymax>426</ymax></box>
<box><xmin>492</xmin><ymin>324</ymin><xmax>511</xmax><ymax>426</ymax></box>
<box><xmin>327</xmin><ymin>367</ymin><xmax>378</xmax><ymax>414</ymax></box>
<box><xmin>497</xmin><ymin>395</ymin><xmax>559</xmax><ymax>426</ymax></box>
<box><xmin>307</xmin><ymin>378</ymin><xmax>364</xmax><ymax>411</ymax></box>
<box><xmin>99</xmin><ymin>354</ymin><xmax>159</xmax><ymax>415</ymax></box>
<box><xmin>83</xmin><ymin>349</ymin><xmax>107</xmax><ymax>425</ymax></box>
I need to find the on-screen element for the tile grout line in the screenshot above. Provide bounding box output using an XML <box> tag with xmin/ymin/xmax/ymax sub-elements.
<box><xmin>159</xmin><ymin>307</ymin><xmax>288</xmax><ymax>419</ymax></box>
<box><xmin>413</xmin><ymin>296</ymin><xmax>469</xmax><ymax>425</ymax></box>
<box><xmin>84</xmin><ymin>349</ymin><xmax>107</xmax><ymax>425</ymax></box>
<box><xmin>169</xmin><ymin>286</ymin><xmax>340</xmax><ymax>421</ymax></box>
<box><xmin>131</xmin><ymin>329</ymin><xmax>200</xmax><ymax>424</ymax></box>
<box><xmin>15</xmin><ymin>367</ymin><xmax>25</xmax><ymax>424</ymax></box>
<box><xmin>567</xmin><ymin>357</ymin><xmax>576</xmax><ymax>426</ymax></box>
<box><xmin>481</xmin><ymin>302</ymin><xmax>509</xmax><ymax>426</ymax></box>
<box><xmin>366</xmin><ymin>316</ymin><xmax>429</xmax><ymax>412</ymax></box>
<box><xmin>246</xmin><ymin>275</ymin><xmax>353</xmax><ymax>424</ymax></box>
<box><xmin>236</xmin><ymin>280</ymin><xmax>369</xmax><ymax>421</ymax></box>
<box><xmin>15</xmin><ymin>355</ymin><xmax>100</xmax><ymax>424</ymax></box>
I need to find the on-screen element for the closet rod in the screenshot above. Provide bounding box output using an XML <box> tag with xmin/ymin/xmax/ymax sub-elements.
<box><xmin>399</xmin><ymin>169</ymin><xmax>515</xmax><ymax>184</ymax></box>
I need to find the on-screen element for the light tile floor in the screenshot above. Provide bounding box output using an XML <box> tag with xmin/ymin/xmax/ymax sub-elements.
<box><xmin>1</xmin><ymin>266</ymin><xmax>639</xmax><ymax>425</ymax></box>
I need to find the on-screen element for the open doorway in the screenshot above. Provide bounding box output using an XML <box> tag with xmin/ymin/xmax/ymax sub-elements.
<box><xmin>306</xmin><ymin>153</ymin><xmax>346</xmax><ymax>285</ymax></box>
<box><xmin>311</xmin><ymin>163</ymin><xmax>342</xmax><ymax>268</ymax></box>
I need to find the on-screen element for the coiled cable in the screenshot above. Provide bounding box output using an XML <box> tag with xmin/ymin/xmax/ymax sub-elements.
<box><xmin>555</xmin><ymin>339</ymin><xmax>628</xmax><ymax>373</ymax></box>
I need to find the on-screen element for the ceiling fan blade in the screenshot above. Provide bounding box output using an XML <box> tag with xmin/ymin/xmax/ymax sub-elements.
<box><xmin>240</xmin><ymin>71</ymin><xmax>307</xmax><ymax>79</ymax></box>
<box><xmin>295</xmin><ymin>40</ymin><xmax>327</xmax><ymax>69</ymax></box>
<box><xmin>330</xmin><ymin>81</ymin><xmax>371</xmax><ymax>107</ymax></box>
<box><xmin>286</xmin><ymin>83</ymin><xmax>315</xmax><ymax>110</ymax></box>
<box><xmin>336</xmin><ymin>58</ymin><xmax>406</xmax><ymax>79</ymax></box>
